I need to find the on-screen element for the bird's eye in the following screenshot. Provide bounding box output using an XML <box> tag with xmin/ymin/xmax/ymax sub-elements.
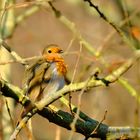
<box><xmin>48</xmin><ymin>50</ymin><xmax>52</xmax><ymax>53</ymax></box>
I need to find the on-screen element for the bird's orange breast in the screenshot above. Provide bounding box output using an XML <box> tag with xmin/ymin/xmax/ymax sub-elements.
<box><xmin>56</xmin><ymin>60</ymin><xmax>67</xmax><ymax>76</ymax></box>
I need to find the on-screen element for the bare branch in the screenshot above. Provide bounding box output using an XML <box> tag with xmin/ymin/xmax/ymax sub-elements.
<box><xmin>0</xmin><ymin>50</ymin><xmax>139</xmax><ymax>139</ymax></box>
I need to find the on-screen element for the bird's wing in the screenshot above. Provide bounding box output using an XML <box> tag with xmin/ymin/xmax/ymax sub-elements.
<box><xmin>22</xmin><ymin>59</ymin><xmax>50</xmax><ymax>95</ymax></box>
<box><xmin>20</xmin><ymin>59</ymin><xmax>51</xmax><ymax>117</ymax></box>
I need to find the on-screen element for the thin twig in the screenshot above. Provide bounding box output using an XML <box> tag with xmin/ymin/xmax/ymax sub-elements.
<box><xmin>0</xmin><ymin>56</ymin><xmax>41</xmax><ymax>65</ymax></box>
<box><xmin>48</xmin><ymin>1</ymin><xmax>96</xmax><ymax>55</ymax></box>
<box><xmin>0</xmin><ymin>1</ymin><xmax>7</xmax><ymax>33</ymax></box>
<box><xmin>0</xmin><ymin>39</ymin><xmax>28</xmax><ymax>65</ymax></box>
<box><xmin>83</xmin><ymin>0</ymin><xmax>135</xmax><ymax>50</ymax></box>
<box><xmin>84</xmin><ymin>111</ymin><xmax>107</xmax><ymax>140</ymax></box>
<box><xmin>84</xmin><ymin>0</ymin><xmax>120</xmax><ymax>33</ymax></box>
<box><xmin>91</xmin><ymin>110</ymin><xmax>107</xmax><ymax>135</ymax></box>
<box><xmin>65</xmin><ymin>37</ymin><xmax>75</xmax><ymax>53</ymax></box>
<box><xmin>55</xmin><ymin>126</ymin><xmax>61</xmax><ymax>140</ymax></box>
<box><xmin>9</xmin><ymin>108</ymin><xmax>37</xmax><ymax>140</ymax></box>
<box><xmin>0</xmin><ymin>0</ymin><xmax>52</xmax><ymax>11</ymax></box>
<box><xmin>68</xmin><ymin>72</ymin><xmax>95</xmax><ymax>140</ymax></box>
<box><xmin>96</xmin><ymin>8</ymin><xmax>140</xmax><ymax>62</ymax></box>
<box><xmin>69</xmin><ymin>42</ymin><xmax>83</xmax><ymax>116</ymax></box>
<box><xmin>5</xmin><ymin>98</ymin><xmax>15</xmax><ymax>129</ymax></box>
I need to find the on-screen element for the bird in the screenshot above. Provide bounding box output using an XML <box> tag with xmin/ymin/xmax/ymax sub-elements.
<box><xmin>22</xmin><ymin>44</ymin><xmax>67</xmax><ymax>116</ymax></box>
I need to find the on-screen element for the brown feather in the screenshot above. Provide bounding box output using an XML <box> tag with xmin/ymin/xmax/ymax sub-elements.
<box><xmin>21</xmin><ymin>44</ymin><xmax>67</xmax><ymax>117</ymax></box>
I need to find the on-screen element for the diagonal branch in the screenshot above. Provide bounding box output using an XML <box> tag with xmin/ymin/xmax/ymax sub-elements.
<box><xmin>0</xmin><ymin>50</ymin><xmax>139</xmax><ymax>139</ymax></box>
<box><xmin>35</xmin><ymin>50</ymin><xmax>140</xmax><ymax>111</ymax></box>
<box><xmin>0</xmin><ymin>78</ymin><xmax>108</xmax><ymax>139</ymax></box>
<box><xmin>83</xmin><ymin>0</ymin><xmax>137</xmax><ymax>50</ymax></box>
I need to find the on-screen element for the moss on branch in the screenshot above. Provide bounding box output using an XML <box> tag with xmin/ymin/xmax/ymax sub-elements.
<box><xmin>1</xmin><ymin>50</ymin><xmax>140</xmax><ymax>139</ymax></box>
<box><xmin>0</xmin><ymin>78</ymin><xmax>108</xmax><ymax>139</ymax></box>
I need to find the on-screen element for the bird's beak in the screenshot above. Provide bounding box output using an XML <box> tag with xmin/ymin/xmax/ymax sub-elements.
<box><xmin>59</xmin><ymin>49</ymin><xmax>63</xmax><ymax>53</ymax></box>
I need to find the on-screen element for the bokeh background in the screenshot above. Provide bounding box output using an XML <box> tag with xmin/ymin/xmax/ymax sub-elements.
<box><xmin>0</xmin><ymin>0</ymin><xmax>140</xmax><ymax>140</ymax></box>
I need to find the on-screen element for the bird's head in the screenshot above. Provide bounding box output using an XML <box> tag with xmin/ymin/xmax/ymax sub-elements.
<box><xmin>42</xmin><ymin>44</ymin><xmax>64</xmax><ymax>62</ymax></box>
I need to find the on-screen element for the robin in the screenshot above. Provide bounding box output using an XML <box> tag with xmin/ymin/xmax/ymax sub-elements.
<box><xmin>22</xmin><ymin>44</ymin><xmax>67</xmax><ymax>116</ymax></box>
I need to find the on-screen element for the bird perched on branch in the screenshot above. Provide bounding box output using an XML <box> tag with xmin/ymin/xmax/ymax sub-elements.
<box><xmin>22</xmin><ymin>44</ymin><xmax>67</xmax><ymax>116</ymax></box>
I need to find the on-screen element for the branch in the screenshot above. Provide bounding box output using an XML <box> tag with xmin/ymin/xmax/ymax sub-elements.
<box><xmin>0</xmin><ymin>50</ymin><xmax>139</xmax><ymax>139</ymax></box>
<box><xmin>107</xmin><ymin>127</ymin><xmax>140</xmax><ymax>139</ymax></box>
<box><xmin>48</xmin><ymin>1</ymin><xmax>97</xmax><ymax>55</ymax></box>
<box><xmin>35</xmin><ymin>50</ymin><xmax>140</xmax><ymax>111</ymax></box>
<box><xmin>83</xmin><ymin>0</ymin><xmax>137</xmax><ymax>50</ymax></box>
<box><xmin>1</xmin><ymin>74</ymin><xmax>140</xmax><ymax>139</ymax></box>
<box><xmin>0</xmin><ymin>78</ymin><xmax>108</xmax><ymax>139</ymax></box>
<box><xmin>0</xmin><ymin>39</ymin><xmax>28</xmax><ymax>65</ymax></box>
